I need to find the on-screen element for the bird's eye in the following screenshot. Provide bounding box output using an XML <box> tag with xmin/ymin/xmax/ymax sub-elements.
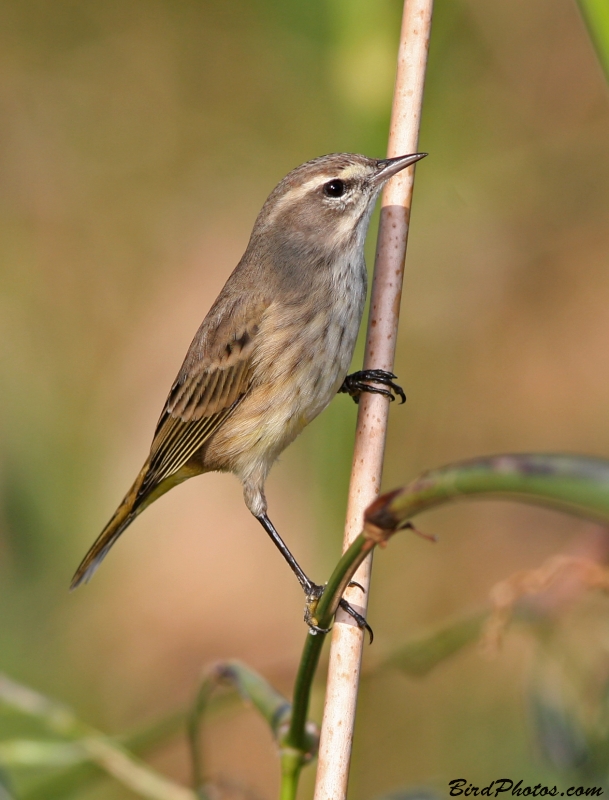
<box><xmin>323</xmin><ymin>179</ymin><xmax>345</xmax><ymax>198</ymax></box>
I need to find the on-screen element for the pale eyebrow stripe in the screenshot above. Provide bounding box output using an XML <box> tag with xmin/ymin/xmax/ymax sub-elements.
<box><xmin>265</xmin><ymin>165</ymin><xmax>368</xmax><ymax>224</ymax></box>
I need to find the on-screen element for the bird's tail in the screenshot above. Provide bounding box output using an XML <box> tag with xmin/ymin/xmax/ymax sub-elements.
<box><xmin>70</xmin><ymin>464</ymin><xmax>153</xmax><ymax>590</ymax></box>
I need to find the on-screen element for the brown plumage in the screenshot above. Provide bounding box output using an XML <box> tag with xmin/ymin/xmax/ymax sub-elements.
<box><xmin>71</xmin><ymin>152</ymin><xmax>426</xmax><ymax>591</ymax></box>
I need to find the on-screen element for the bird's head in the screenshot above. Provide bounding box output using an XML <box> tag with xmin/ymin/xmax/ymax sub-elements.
<box><xmin>251</xmin><ymin>152</ymin><xmax>427</xmax><ymax>261</ymax></box>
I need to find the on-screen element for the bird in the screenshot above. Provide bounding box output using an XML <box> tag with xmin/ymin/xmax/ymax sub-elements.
<box><xmin>71</xmin><ymin>151</ymin><xmax>426</xmax><ymax>627</ymax></box>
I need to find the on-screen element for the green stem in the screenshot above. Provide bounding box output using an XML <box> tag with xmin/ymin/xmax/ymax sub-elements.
<box><xmin>365</xmin><ymin>454</ymin><xmax>609</xmax><ymax>531</ymax></box>
<box><xmin>279</xmin><ymin>748</ymin><xmax>304</xmax><ymax>800</ymax></box>
<box><xmin>280</xmin><ymin>533</ymin><xmax>374</xmax><ymax>791</ymax></box>
<box><xmin>188</xmin><ymin>661</ymin><xmax>291</xmax><ymax>797</ymax></box>
<box><xmin>316</xmin><ymin>536</ymin><xmax>373</xmax><ymax>624</ymax></box>
<box><xmin>286</xmin><ymin>632</ymin><xmax>325</xmax><ymax>751</ymax></box>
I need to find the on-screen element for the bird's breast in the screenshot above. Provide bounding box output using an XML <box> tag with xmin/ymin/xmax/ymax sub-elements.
<box><xmin>205</xmin><ymin>253</ymin><xmax>367</xmax><ymax>480</ymax></box>
<box><xmin>256</xmin><ymin>252</ymin><xmax>367</xmax><ymax>420</ymax></box>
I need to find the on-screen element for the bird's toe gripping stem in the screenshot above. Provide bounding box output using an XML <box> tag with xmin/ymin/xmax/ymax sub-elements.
<box><xmin>339</xmin><ymin>369</ymin><xmax>406</xmax><ymax>405</ymax></box>
<box><xmin>303</xmin><ymin>581</ymin><xmax>373</xmax><ymax>643</ymax></box>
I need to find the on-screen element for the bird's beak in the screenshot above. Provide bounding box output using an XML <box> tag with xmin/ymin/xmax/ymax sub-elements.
<box><xmin>373</xmin><ymin>152</ymin><xmax>427</xmax><ymax>185</ymax></box>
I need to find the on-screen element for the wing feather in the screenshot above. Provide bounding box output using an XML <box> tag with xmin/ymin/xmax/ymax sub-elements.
<box><xmin>137</xmin><ymin>300</ymin><xmax>266</xmax><ymax>500</ymax></box>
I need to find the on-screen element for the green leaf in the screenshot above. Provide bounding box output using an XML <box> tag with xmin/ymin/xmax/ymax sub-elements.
<box><xmin>19</xmin><ymin>710</ymin><xmax>187</xmax><ymax>800</ymax></box>
<box><xmin>381</xmin><ymin>610</ymin><xmax>488</xmax><ymax>677</ymax></box>
<box><xmin>0</xmin><ymin>675</ymin><xmax>82</xmax><ymax>739</ymax></box>
<box><xmin>0</xmin><ymin>740</ymin><xmax>85</xmax><ymax>767</ymax></box>
<box><xmin>0</xmin><ymin>673</ymin><xmax>216</xmax><ymax>800</ymax></box>
<box><xmin>529</xmin><ymin>688</ymin><xmax>590</xmax><ymax>772</ymax></box>
<box><xmin>78</xmin><ymin>738</ymin><xmax>196</xmax><ymax>800</ymax></box>
<box><xmin>576</xmin><ymin>0</ymin><xmax>609</xmax><ymax>82</ymax></box>
<box><xmin>0</xmin><ymin>767</ymin><xmax>15</xmax><ymax>800</ymax></box>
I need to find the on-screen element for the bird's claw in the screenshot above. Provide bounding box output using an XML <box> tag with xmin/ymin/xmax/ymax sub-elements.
<box><xmin>339</xmin><ymin>599</ymin><xmax>374</xmax><ymax>644</ymax></box>
<box><xmin>339</xmin><ymin>369</ymin><xmax>406</xmax><ymax>405</ymax></box>
<box><xmin>306</xmin><ymin>619</ymin><xmax>332</xmax><ymax>636</ymax></box>
<box><xmin>302</xmin><ymin>581</ymin><xmax>373</xmax><ymax>643</ymax></box>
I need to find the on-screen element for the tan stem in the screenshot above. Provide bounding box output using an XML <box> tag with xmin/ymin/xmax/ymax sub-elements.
<box><xmin>313</xmin><ymin>2</ymin><xmax>434</xmax><ymax>798</ymax></box>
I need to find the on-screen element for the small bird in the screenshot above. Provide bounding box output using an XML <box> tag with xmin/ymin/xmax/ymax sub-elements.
<box><xmin>71</xmin><ymin>151</ymin><xmax>426</xmax><ymax>624</ymax></box>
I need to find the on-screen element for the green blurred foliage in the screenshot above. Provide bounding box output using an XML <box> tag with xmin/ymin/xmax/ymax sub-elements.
<box><xmin>577</xmin><ymin>0</ymin><xmax>609</xmax><ymax>80</ymax></box>
<box><xmin>0</xmin><ymin>0</ymin><xmax>608</xmax><ymax>797</ymax></box>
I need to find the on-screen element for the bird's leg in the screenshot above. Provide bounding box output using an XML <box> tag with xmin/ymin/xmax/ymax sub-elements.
<box><xmin>256</xmin><ymin>512</ymin><xmax>316</xmax><ymax>595</ymax></box>
<box><xmin>256</xmin><ymin>513</ymin><xmax>373</xmax><ymax>641</ymax></box>
<box><xmin>339</xmin><ymin>369</ymin><xmax>406</xmax><ymax>404</ymax></box>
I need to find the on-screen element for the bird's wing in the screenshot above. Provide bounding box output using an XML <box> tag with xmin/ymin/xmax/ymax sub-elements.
<box><xmin>70</xmin><ymin>297</ymin><xmax>267</xmax><ymax>590</ymax></box>
<box><xmin>139</xmin><ymin>300</ymin><xmax>266</xmax><ymax>495</ymax></box>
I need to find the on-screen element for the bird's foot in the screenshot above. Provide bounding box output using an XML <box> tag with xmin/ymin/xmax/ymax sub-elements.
<box><xmin>339</xmin><ymin>598</ymin><xmax>374</xmax><ymax>644</ymax></box>
<box><xmin>303</xmin><ymin>582</ymin><xmax>328</xmax><ymax>633</ymax></box>
<box><xmin>303</xmin><ymin>580</ymin><xmax>373</xmax><ymax>643</ymax></box>
<box><xmin>339</xmin><ymin>369</ymin><xmax>406</xmax><ymax>405</ymax></box>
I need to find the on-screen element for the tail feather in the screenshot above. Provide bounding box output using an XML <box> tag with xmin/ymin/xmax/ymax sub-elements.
<box><xmin>71</xmin><ymin>460</ymin><xmax>196</xmax><ymax>590</ymax></box>
<box><xmin>70</xmin><ymin>507</ymin><xmax>137</xmax><ymax>590</ymax></box>
<box><xmin>71</xmin><ymin>464</ymin><xmax>151</xmax><ymax>590</ymax></box>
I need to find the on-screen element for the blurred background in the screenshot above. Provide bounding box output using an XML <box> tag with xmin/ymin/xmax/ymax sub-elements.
<box><xmin>1</xmin><ymin>0</ymin><xmax>609</xmax><ymax>797</ymax></box>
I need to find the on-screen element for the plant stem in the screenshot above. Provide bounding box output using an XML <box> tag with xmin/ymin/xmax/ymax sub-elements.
<box><xmin>280</xmin><ymin>536</ymin><xmax>376</xmax><ymax>797</ymax></box>
<box><xmin>279</xmin><ymin>749</ymin><xmax>304</xmax><ymax>800</ymax></box>
<box><xmin>365</xmin><ymin>454</ymin><xmax>609</xmax><ymax>530</ymax></box>
<box><xmin>187</xmin><ymin>662</ymin><xmax>295</xmax><ymax>798</ymax></box>
<box><xmin>313</xmin><ymin>2</ymin><xmax>433</xmax><ymax>798</ymax></box>
<box><xmin>286</xmin><ymin>633</ymin><xmax>325</xmax><ymax>752</ymax></box>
